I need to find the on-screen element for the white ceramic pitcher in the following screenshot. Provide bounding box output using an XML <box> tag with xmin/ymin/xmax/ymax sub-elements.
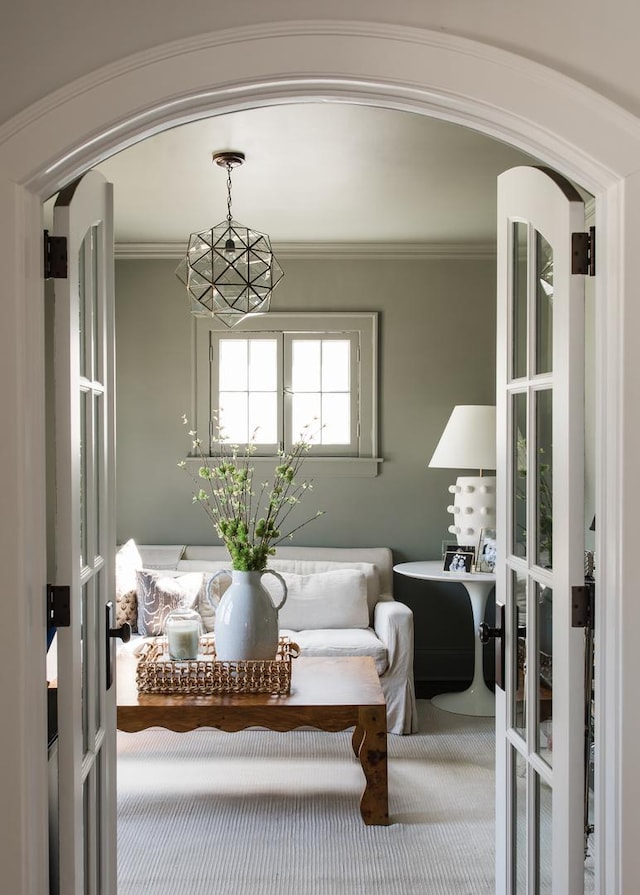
<box><xmin>209</xmin><ymin>569</ymin><xmax>288</xmax><ymax>661</ymax></box>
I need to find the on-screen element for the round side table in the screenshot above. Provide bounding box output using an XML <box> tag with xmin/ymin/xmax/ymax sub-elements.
<box><xmin>394</xmin><ymin>560</ymin><xmax>496</xmax><ymax>716</ymax></box>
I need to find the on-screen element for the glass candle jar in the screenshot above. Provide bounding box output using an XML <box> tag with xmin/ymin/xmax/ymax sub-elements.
<box><xmin>164</xmin><ymin>608</ymin><xmax>202</xmax><ymax>661</ymax></box>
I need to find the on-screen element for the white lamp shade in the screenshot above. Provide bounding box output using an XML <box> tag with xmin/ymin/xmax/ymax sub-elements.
<box><xmin>429</xmin><ymin>405</ymin><xmax>496</xmax><ymax>471</ymax></box>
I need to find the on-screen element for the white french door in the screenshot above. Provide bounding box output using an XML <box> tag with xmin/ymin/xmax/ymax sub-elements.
<box><xmin>52</xmin><ymin>170</ymin><xmax>117</xmax><ymax>895</ymax></box>
<box><xmin>496</xmin><ymin>166</ymin><xmax>587</xmax><ymax>894</ymax></box>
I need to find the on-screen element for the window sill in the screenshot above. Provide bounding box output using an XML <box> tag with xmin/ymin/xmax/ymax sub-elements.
<box><xmin>182</xmin><ymin>457</ymin><xmax>383</xmax><ymax>478</ymax></box>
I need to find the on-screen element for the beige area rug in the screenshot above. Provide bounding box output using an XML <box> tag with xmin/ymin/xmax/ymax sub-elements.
<box><xmin>117</xmin><ymin>700</ymin><xmax>495</xmax><ymax>895</ymax></box>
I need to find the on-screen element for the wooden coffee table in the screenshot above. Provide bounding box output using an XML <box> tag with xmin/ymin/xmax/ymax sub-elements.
<box><xmin>117</xmin><ymin>654</ymin><xmax>389</xmax><ymax>825</ymax></box>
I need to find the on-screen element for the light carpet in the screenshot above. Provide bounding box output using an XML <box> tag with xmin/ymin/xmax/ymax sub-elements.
<box><xmin>117</xmin><ymin>700</ymin><xmax>495</xmax><ymax>895</ymax></box>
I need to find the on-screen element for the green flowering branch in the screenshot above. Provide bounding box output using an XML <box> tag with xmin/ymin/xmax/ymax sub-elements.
<box><xmin>178</xmin><ymin>413</ymin><xmax>325</xmax><ymax>571</ymax></box>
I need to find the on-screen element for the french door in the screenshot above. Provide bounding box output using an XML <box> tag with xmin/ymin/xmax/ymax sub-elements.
<box><xmin>496</xmin><ymin>166</ymin><xmax>587</xmax><ymax>894</ymax></box>
<box><xmin>52</xmin><ymin>170</ymin><xmax>117</xmax><ymax>894</ymax></box>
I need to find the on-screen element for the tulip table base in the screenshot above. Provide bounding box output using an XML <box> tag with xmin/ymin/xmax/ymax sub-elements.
<box><xmin>394</xmin><ymin>560</ymin><xmax>496</xmax><ymax>717</ymax></box>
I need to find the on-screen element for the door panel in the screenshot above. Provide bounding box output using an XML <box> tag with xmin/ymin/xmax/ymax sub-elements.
<box><xmin>496</xmin><ymin>166</ymin><xmax>586</xmax><ymax>894</ymax></box>
<box><xmin>52</xmin><ymin>170</ymin><xmax>116</xmax><ymax>895</ymax></box>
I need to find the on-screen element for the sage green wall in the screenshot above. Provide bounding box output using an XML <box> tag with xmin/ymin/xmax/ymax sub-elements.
<box><xmin>115</xmin><ymin>255</ymin><xmax>497</xmax><ymax>687</ymax></box>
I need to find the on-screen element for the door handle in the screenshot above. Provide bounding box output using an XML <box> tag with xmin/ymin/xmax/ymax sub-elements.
<box><xmin>478</xmin><ymin>603</ymin><xmax>505</xmax><ymax>692</ymax></box>
<box><xmin>478</xmin><ymin>622</ymin><xmax>501</xmax><ymax>644</ymax></box>
<box><xmin>105</xmin><ymin>601</ymin><xmax>131</xmax><ymax>690</ymax></box>
<box><xmin>109</xmin><ymin>622</ymin><xmax>131</xmax><ymax>643</ymax></box>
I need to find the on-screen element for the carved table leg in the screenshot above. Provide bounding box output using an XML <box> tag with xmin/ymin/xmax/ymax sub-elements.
<box><xmin>352</xmin><ymin>724</ymin><xmax>364</xmax><ymax>758</ymax></box>
<box><xmin>357</xmin><ymin>705</ymin><xmax>389</xmax><ymax>825</ymax></box>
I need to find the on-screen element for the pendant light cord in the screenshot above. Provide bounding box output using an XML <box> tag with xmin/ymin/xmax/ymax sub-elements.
<box><xmin>226</xmin><ymin>163</ymin><xmax>233</xmax><ymax>224</ymax></box>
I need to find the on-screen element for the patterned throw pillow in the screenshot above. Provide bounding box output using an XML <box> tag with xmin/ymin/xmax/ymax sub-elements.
<box><xmin>136</xmin><ymin>569</ymin><xmax>204</xmax><ymax>636</ymax></box>
<box><xmin>115</xmin><ymin>539</ymin><xmax>143</xmax><ymax>631</ymax></box>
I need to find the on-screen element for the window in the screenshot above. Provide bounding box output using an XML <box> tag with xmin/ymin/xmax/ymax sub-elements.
<box><xmin>193</xmin><ymin>313</ymin><xmax>379</xmax><ymax>475</ymax></box>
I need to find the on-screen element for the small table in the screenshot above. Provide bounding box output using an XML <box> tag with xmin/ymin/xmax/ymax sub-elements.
<box><xmin>394</xmin><ymin>560</ymin><xmax>496</xmax><ymax>717</ymax></box>
<box><xmin>117</xmin><ymin>653</ymin><xmax>389</xmax><ymax>825</ymax></box>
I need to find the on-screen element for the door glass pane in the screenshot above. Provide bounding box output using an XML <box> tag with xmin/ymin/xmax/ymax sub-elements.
<box><xmin>537</xmin><ymin>773</ymin><xmax>553</xmax><ymax>894</ymax></box>
<box><xmin>512</xmin><ymin>569</ymin><xmax>528</xmax><ymax>739</ymax></box>
<box><xmin>80</xmin><ymin>392</ymin><xmax>88</xmax><ymax>567</ymax></box>
<box><xmin>321</xmin><ymin>340</ymin><xmax>350</xmax><ymax>391</ymax></box>
<box><xmin>95</xmin><ymin>395</ymin><xmax>102</xmax><ymax>555</ymax></box>
<box><xmin>512</xmin><ymin>392</ymin><xmax>527</xmax><ymax>558</ymax></box>
<box><xmin>78</xmin><ymin>242</ymin><xmax>87</xmax><ymax>378</ymax></box>
<box><xmin>81</xmin><ymin>582</ymin><xmax>88</xmax><ymax>752</ymax></box>
<box><xmin>512</xmin><ymin>221</ymin><xmax>528</xmax><ymax>380</ymax></box>
<box><xmin>536</xmin><ymin>389</ymin><xmax>553</xmax><ymax>569</ymax></box>
<box><xmin>83</xmin><ymin>767</ymin><xmax>98</xmax><ymax>895</ymax></box>
<box><xmin>83</xmin><ymin>776</ymin><xmax>90</xmax><ymax>894</ymax></box>
<box><xmin>292</xmin><ymin>340</ymin><xmax>321</xmax><ymax>391</ymax></box>
<box><xmin>91</xmin><ymin>226</ymin><xmax>99</xmax><ymax>382</ymax></box>
<box><xmin>92</xmin><ymin>575</ymin><xmax>102</xmax><ymax>734</ymax></box>
<box><xmin>536</xmin><ymin>232</ymin><xmax>554</xmax><ymax>375</ymax></box>
<box><xmin>537</xmin><ymin>584</ymin><xmax>553</xmax><ymax>767</ymax></box>
<box><xmin>512</xmin><ymin>745</ymin><xmax>527</xmax><ymax>894</ymax></box>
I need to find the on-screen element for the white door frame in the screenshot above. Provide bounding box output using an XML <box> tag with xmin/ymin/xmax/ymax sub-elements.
<box><xmin>1</xmin><ymin>22</ymin><xmax>639</xmax><ymax>895</ymax></box>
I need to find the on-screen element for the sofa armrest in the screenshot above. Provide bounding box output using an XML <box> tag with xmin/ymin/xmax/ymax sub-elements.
<box><xmin>374</xmin><ymin>599</ymin><xmax>413</xmax><ymax>659</ymax></box>
<box><xmin>373</xmin><ymin>599</ymin><xmax>418</xmax><ymax>734</ymax></box>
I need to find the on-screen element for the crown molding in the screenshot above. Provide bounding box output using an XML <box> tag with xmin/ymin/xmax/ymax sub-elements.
<box><xmin>115</xmin><ymin>241</ymin><xmax>497</xmax><ymax>261</ymax></box>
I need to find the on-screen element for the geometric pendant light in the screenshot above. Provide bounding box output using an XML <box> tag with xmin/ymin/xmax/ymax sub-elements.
<box><xmin>175</xmin><ymin>151</ymin><xmax>284</xmax><ymax>327</ymax></box>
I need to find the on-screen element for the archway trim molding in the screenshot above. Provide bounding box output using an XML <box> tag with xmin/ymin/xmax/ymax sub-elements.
<box><xmin>2</xmin><ymin>21</ymin><xmax>640</xmax><ymax>194</ymax></box>
<box><xmin>0</xmin><ymin>21</ymin><xmax>638</xmax><ymax>895</ymax></box>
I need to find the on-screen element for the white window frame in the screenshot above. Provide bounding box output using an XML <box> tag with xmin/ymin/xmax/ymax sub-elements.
<box><xmin>193</xmin><ymin>312</ymin><xmax>381</xmax><ymax>477</ymax></box>
<box><xmin>283</xmin><ymin>331</ymin><xmax>359</xmax><ymax>457</ymax></box>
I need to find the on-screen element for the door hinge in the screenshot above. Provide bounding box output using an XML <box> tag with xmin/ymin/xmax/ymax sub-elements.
<box><xmin>43</xmin><ymin>230</ymin><xmax>68</xmax><ymax>279</ymax></box>
<box><xmin>571</xmin><ymin>582</ymin><xmax>595</xmax><ymax>629</ymax></box>
<box><xmin>47</xmin><ymin>584</ymin><xmax>71</xmax><ymax>628</ymax></box>
<box><xmin>571</xmin><ymin>225</ymin><xmax>596</xmax><ymax>276</ymax></box>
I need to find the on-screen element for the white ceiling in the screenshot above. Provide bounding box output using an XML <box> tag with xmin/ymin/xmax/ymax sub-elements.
<box><xmin>91</xmin><ymin>103</ymin><xmax>536</xmax><ymax>251</ymax></box>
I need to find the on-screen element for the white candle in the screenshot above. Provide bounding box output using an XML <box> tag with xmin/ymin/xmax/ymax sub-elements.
<box><xmin>166</xmin><ymin>619</ymin><xmax>200</xmax><ymax>661</ymax></box>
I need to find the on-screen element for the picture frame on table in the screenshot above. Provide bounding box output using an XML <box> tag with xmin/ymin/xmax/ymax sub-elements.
<box><xmin>443</xmin><ymin>547</ymin><xmax>475</xmax><ymax>573</ymax></box>
<box><xmin>476</xmin><ymin>528</ymin><xmax>497</xmax><ymax>572</ymax></box>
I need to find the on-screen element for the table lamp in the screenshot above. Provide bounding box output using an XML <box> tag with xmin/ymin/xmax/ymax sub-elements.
<box><xmin>428</xmin><ymin>405</ymin><xmax>496</xmax><ymax>546</ymax></box>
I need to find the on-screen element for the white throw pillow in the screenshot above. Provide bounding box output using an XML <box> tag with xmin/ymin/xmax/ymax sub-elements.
<box><xmin>267</xmin><ymin>559</ymin><xmax>380</xmax><ymax>623</ymax></box>
<box><xmin>262</xmin><ymin>569</ymin><xmax>369</xmax><ymax>631</ymax></box>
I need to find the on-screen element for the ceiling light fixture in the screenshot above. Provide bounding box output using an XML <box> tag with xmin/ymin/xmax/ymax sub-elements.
<box><xmin>175</xmin><ymin>150</ymin><xmax>284</xmax><ymax>327</ymax></box>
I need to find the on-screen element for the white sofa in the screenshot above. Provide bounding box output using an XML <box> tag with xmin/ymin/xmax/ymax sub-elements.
<box><xmin>120</xmin><ymin>544</ymin><xmax>418</xmax><ymax>735</ymax></box>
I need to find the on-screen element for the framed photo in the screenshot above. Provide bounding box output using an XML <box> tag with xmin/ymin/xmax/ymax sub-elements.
<box><xmin>443</xmin><ymin>549</ymin><xmax>474</xmax><ymax>573</ymax></box>
<box><xmin>476</xmin><ymin>528</ymin><xmax>497</xmax><ymax>572</ymax></box>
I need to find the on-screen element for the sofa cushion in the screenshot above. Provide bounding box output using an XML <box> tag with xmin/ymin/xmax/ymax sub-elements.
<box><xmin>281</xmin><ymin>627</ymin><xmax>388</xmax><ymax>675</ymax></box>
<box><xmin>262</xmin><ymin>569</ymin><xmax>369</xmax><ymax>631</ymax></box>
<box><xmin>136</xmin><ymin>544</ymin><xmax>186</xmax><ymax>569</ymax></box>
<box><xmin>135</xmin><ymin>569</ymin><xmax>204</xmax><ymax>636</ymax></box>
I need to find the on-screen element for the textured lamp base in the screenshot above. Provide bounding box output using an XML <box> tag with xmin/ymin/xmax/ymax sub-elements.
<box><xmin>446</xmin><ymin>475</ymin><xmax>496</xmax><ymax>546</ymax></box>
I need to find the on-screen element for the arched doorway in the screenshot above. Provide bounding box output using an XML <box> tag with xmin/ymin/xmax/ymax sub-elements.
<box><xmin>1</xmin><ymin>23</ymin><xmax>639</xmax><ymax>894</ymax></box>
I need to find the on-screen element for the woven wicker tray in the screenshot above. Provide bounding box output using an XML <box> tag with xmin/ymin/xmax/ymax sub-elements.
<box><xmin>135</xmin><ymin>636</ymin><xmax>300</xmax><ymax>695</ymax></box>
